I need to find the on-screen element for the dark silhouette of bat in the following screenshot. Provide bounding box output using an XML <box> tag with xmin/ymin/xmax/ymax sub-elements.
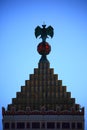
<box><xmin>35</xmin><ymin>24</ymin><xmax>54</xmax><ymax>41</ymax></box>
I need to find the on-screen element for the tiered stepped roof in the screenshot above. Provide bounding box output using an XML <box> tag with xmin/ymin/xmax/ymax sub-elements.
<box><xmin>2</xmin><ymin>60</ymin><xmax>84</xmax><ymax>116</ymax></box>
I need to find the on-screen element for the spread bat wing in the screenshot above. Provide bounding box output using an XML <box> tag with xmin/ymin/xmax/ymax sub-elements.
<box><xmin>46</xmin><ymin>26</ymin><xmax>54</xmax><ymax>38</ymax></box>
<box><xmin>35</xmin><ymin>26</ymin><xmax>42</xmax><ymax>38</ymax></box>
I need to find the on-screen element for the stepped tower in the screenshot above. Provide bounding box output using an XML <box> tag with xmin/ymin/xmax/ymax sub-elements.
<box><xmin>2</xmin><ymin>24</ymin><xmax>84</xmax><ymax>130</ymax></box>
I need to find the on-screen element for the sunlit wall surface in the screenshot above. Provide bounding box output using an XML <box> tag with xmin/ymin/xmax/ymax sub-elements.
<box><xmin>0</xmin><ymin>0</ymin><xmax>87</xmax><ymax>129</ymax></box>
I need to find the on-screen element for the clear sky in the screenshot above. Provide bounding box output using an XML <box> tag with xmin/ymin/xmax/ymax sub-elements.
<box><xmin>0</xmin><ymin>0</ymin><xmax>87</xmax><ymax>129</ymax></box>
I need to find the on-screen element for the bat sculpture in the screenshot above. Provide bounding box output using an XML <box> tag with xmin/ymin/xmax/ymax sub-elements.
<box><xmin>35</xmin><ymin>24</ymin><xmax>54</xmax><ymax>42</ymax></box>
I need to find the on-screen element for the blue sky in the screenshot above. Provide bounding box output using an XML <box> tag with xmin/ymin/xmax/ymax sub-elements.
<box><xmin>0</xmin><ymin>0</ymin><xmax>87</xmax><ymax>129</ymax></box>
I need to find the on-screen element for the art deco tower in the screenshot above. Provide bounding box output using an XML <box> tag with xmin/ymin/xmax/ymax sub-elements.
<box><xmin>2</xmin><ymin>25</ymin><xmax>84</xmax><ymax>130</ymax></box>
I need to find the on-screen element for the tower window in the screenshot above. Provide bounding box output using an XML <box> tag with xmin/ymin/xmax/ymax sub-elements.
<box><xmin>17</xmin><ymin>122</ymin><xmax>25</xmax><ymax>129</ymax></box>
<box><xmin>62</xmin><ymin>122</ymin><xmax>70</xmax><ymax>129</ymax></box>
<box><xmin>77</xmin><ymin>122</ymin><xmax>82</xmax><ymax>129</ymax></box>
<box><xmin>11</xmin><ymin>122</ymin><xmax>15</xmax><ymax>129</ymax></box>
<box><xmin>47</xmin><ymin>122</ymin><xmax>55</xmax><ymax>129</ymax></box>
<box><xmin>41</xmin><ymin>122</ymin><xmax>45</xmax><ymax>128</ymax></box>
<box><xmin>4</xmin><ymin>122</ymin><xmax>10</xmax><ymax>129</ymax></box>
<box><xmin>32</xmin><ymin>122</ymin><xmax>40</xmax><ymax>129</ymax></box>
<box><xmin>57</xmin><ymin>122</ymin><xmax>60</xmax><ymax>128</ymax></box>
<box><xmin>72</xmin><ymin>122</ymin><xmax>75</xmax><ymax>129</ymax></box>
<box><xmin>26</xmin><ymin>122</ymin><xmax>30</xmax><ymax>128</ymax></box>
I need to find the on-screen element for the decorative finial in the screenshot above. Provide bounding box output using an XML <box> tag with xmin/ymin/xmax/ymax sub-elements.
<box><xmin>35</xmin><ymin>24</ymin><xmax>54</xmax><ymax>62</ymax></box>
<box><xmin>35</xmin><ymin>24</ymin><xmax>54</xmax><ymax>42</ymax></box>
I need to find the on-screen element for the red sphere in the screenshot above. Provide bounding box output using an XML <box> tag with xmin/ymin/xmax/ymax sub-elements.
<box><xmin>37</xmin><ymin>42</ymin><xmax>51</xmax><ymax>55</ymax></box>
